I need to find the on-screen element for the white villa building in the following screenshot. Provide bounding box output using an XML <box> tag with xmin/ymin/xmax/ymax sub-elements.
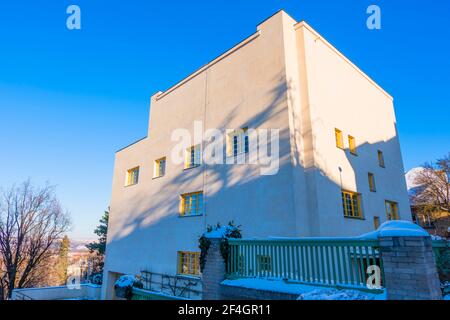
<box><xmin>102</xmin><ymin>11</ymin><xmax>411</xmax><ymax>299</ymax></box>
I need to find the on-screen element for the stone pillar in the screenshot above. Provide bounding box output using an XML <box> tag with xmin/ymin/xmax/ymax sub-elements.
<box><xmin>379</xmin><ymin>236</ymin><xmax>442</xmax><ymax>300</ymax></box>
<box><xmin>202</xmin><ymin>238</ymin><xmax>226</xmax><ymax>300</ymax></box>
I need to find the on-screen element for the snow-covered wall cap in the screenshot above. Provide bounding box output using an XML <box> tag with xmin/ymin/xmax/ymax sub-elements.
<box><xmin>203</xmin><ymin>225</ymin><xmax>236</xmax><ymax>239</ymax></box>
<box><xmin>359</xmin><ymin>220</ymin><xmax>429</xmax><ymax>240</ymax></box>
<box><xmin>114</xmin><ymin>275</ymin><xmax>137</xmax><ymax>288</ymax></box>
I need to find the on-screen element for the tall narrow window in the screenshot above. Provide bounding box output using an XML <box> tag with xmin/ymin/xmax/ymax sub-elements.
<box><xmin>348</xmin><ymin>135</ymin><xmax>357</xmax><ymax>155</ymax></box>
<box><xmin>180</xmin><ymin>191</ymin><xmax>203</xmax><ymax>216</ymax></box>
<box><xmin>177</xmin><ymin>251</ymin><xmax>200</xmax><ymax>276</ymax></box>
<box><xmin>335</xmin><ymin>128</ymin><xmax>344</xmax><ymax>149</ymax></box>
<box><xmin>154</xmin><ymin>157</ymin><xmax>166</xmax><ymax>178</ymax></box>
<box><xmin>368</xmin><ymin>173</ymin><xmax>376</xmax><ymax>192</ymax></box>
<box><xmin>385</xmin><ymin>200</ymin><xmax>399</xmax><ymax>220</ymax></box>
<box><xmin>341</xmin><ymin>190</ymin><xmax>363</xmax><ymax>218</ymax></box>
<box><xmin>185</xmin><ymin>145</ymin><xmax>201</xmax><ymax>169</ymax></box>
<box><xmin>125</xmin><ymin>167</ymin><xmax>139</xmax><ymax>186</ymax></box>
<box><xmin>373</xmin><ymin>216</ymin><xmax>380</xmax><ymax>230</ymax></box>
<box><xmin>378</xmin><ymin>150</ymin><xmax>385</xmax><ymax>168</ymax></box>
<box><xmin>227</xmin><ymin>128</ymin><xmax>249</xmax><ymax>157</ymax></box>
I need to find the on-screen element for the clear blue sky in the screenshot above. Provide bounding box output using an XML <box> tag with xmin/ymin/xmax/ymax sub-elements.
<box><xmin>0</xmin><ymin>1</ymin><xmax>449</xmax><ymax>239</ymax></box>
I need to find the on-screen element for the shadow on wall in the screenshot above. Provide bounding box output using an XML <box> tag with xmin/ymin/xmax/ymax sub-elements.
<box><xmin>109</xmin><ymin>72</ymin><xmax>292</xmax><ymax>240</ymax></box>
<box><xmin>104</xmin><ymin>72</ymin><xmax>410</xmax><ymax>278</ymax></box>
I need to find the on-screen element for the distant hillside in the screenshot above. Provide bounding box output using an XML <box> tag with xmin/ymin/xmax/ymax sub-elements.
<box><xmin>69</xmin><ymin>238</ymin><xmax>95</xmax><ymax>254</ymax></box>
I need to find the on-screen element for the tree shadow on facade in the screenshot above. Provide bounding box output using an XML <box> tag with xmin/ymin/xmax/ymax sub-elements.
<box><xmin>103</xmin><ymin>72</ymin><xmax>410</xmax><ymax>291</ymax></box>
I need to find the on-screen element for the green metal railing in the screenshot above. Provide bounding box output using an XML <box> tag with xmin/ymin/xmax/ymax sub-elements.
<box><xmin>432</xmin><ymin>240</ymin><xmax>450</xmax><ymax>277</ymax></box>
<box><xmin>227</xmin><ymin>238</ymin><xmax>384</xmax><ymax>290</ymax></box>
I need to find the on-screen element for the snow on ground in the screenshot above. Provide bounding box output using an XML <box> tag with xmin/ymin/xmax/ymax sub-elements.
<box><xmin>298</xmin><ymin>288</ymin><xmax>385</xmax><ymax>300</ymax></box>
<box><xmin>221</xmin><ymin>278</ymin><xmax>385</xmax><ymax>300</ymax></box>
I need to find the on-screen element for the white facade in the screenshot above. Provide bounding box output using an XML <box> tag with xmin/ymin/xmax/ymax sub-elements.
<box><xmin>102</xmin><ymin>11</ymin><xmax>411</xmax><ymax>299</ymax></box>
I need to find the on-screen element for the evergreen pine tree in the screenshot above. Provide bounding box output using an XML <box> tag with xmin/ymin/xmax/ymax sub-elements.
<box><xmin>87</xmin><ymin>208</ymin><xmax>109</xmax><ymax>273</ymax></box>
<box><xmin>56</xmin><ymin>235</ymin><xmax>70</xmax><ymax>285</ymax></box>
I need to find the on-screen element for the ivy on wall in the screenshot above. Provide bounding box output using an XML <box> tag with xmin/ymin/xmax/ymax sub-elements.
<box><xmin>198</xmin><ymin>221</ymin><xmax>242</xmax><ymax>273</ymax></box>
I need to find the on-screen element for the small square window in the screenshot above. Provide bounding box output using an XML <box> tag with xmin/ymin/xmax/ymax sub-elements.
<box><xmin>177</xmin><ymin>251</ymin><xmax>200</xmax><ymax>276</ymax></box>
<box><xmin>125</xmin><ymin>167</ymin><xmax>139</xmax><ymax>186</ymax></box>
<box><xmin>385</xmin><ymin>200</ymin><xmax>399</xmax><ymax>220</ymax></box>
<box><xmin>341</xmin><ymin>190</ymin><xmax>363</xmax><ymax>218</ymax></box>
<box><xmin>180</xmin><ymin>191</ymin><xmax>203</xmax><ymax>216</ymax></box>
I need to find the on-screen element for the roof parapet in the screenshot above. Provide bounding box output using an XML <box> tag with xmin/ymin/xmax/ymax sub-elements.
<box><xmin>154</xmin><ymin>31</ymin><xmax>261</xmax><ymax>101</ymax></box>
<box><xmin>295</xmin><ymin>21</ymin><xmax>393</xmax><ymax>101</ymax></box>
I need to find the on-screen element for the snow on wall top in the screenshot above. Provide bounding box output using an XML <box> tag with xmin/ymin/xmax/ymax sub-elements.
<box><xmin>203</xmin><ymin>225</ymin><xmax>238</xmax><ymax>239</ymax></box>
<box><xmin>114</xmin><ymin>275</ymin><xmax>137</xmax><ymax>288</ymax></box>
<box><xmin>221</xmin><ymin>278</ymin><xmax>385</xmax><ymax>300</ymax></box>
<box><xmin>359</xmin><ymin>220</ymin><xmax>429</xmax><ymax>239</ymax></box>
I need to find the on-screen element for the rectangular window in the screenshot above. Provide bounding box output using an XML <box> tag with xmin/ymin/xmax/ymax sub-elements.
<box><xmin>257</xmin><ymin>255</ymin><xmax>272</xmax><ymax>272</ymax></box>
<box><xmin>348</xmin><ymin>135</ymin><xmax>357</xmax><ymax>155</ymax></box>
<box><xmin>177</xmin><ymin>251</ymin><xmax>200</xmax><ymax>276</ymax></box>
<box><xmin>341</xmin><ymin>190</ymin><xmax>363</xmax><ymax>218</ymax></box>
<box><xmin>385</xmin><ymin>200</ymin><xmax>399</xmax><ymax>220</ymax></box>
<box><xmin>335</xmin><ymin>128</ymin><xmax>344</xmax><ymax>149</ymax></box>
<box><xmin>154</xmin><ymin>157</ymin><xmax>166</xmax><ymax>178</ymax></box>
<box><xmin>227</xmin><ymin>128</ymin><xmax>249</xmax><ymax>157</ymax></box>
<box><xmin>185</xmin><ymin>145</ymin><xmax>201</xmax><ymax>169</ymax></box>
<box><xmin>125</xmin><ymin>167</ymin><xmax>139</xmax><ymax>186</ymax></box>
<box><xmin>368</xmin><ymin>173</ymin><xmax>376</xmax><ymax>192</ymax></box>
<box><xmin>180</xmin><ymin>191</ymin><xmax>203</xmax><ymax>216</ymax></box>
<box><xmin>378</xmin><ymin>150</ymin><xmax>385</xmax><ymax>168</ymax></box>
<box><xmin>373</xmin><ymin>216</ymin><xmax>380</xmax><ymax>230</ymax></box>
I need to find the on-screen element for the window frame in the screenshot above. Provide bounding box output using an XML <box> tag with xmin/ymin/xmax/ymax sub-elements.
<box><xmin>184</xmin><ymin>145</ymin><xmax>201</xmax><ymax>169</ymax></box>
<box><xmin>341</xmin><ymin>190</ymin><xmax>363</xmax><ymax>219</ymax></box>
<box><xmin>153</xmin><ymin>157</ymin><xmax>166</xmax><ymax>178</ymax></box>
<box><xmin>177</xmin><ymin>251</ymin><xmax>200</xmax><ymax>276</ymax></box>
<box><xmin>227</xmin><ymin>128</ymin><xmax>249</xmax><ymax>157</ymax></box>
<box><xmin>373</xmin><ymin>216</ymin><xmax>380</xmax><ymax>230</ymax></box>
<box><xmin>335</xmin><ymin>128</ymin><xmax>344</xmax><ymax>149</ymax></box>
<box><xmin>348</xmin><ymin>135</ymin><xmax>357</xmax><ymax>155</ymax></box>
<box><xmin>179</xmin><ymin>191</ymin><xmax>204</xmax><ymax>217</ymax></box>
<box><xmin>385</xmin><ymin>200</ymin><xmax>399</xmax><ymax>221</ymax></box>
<box><xmin>368</xmin><ymin>172</ymin><xmax>376</xmax><ymax>192</ymax></box>
<box><xmin>378</xmin><ymin>150</ymin><xmax>385</xmax><ymax>168</ymax></box>
<box><xmin>125</xmin><ymin>166</ymin><xmax>140</xmax><ymax>186</ymax></box>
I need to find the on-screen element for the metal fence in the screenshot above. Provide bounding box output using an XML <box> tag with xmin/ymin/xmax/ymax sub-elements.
<box><xmin>131</xmin><ymin>287</ymin><xmax>185</xmax><ymax>300</ymax></box>
<box><xmin>432</xmin><ymin>240</ymin><xmax>450</xmax><ymax>279</ymax></box>
<box><xmin>227</xmin><ymin>238</ymin><xmax>384</xmax><ymax>290</ymax></box>
<box><xmin>138</xmin><ymin>270</ymin><xmax>202</xmax><ymax>299</ymax></box>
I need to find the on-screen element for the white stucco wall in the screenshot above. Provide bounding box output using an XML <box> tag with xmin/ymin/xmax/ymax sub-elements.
<box><xmin>294</xmin><ymin>22</ymin><xmax>411</xmax><ymax>237</ymax></box>
<box><xmin>102</xmin><ymin>11</ymin><xmax>411</xmax><ymax>299</ymax></box>
<box><xmin>11</xmin><ymin>284</ymin><xmax>101</xmax><ymax>300</ymax></box>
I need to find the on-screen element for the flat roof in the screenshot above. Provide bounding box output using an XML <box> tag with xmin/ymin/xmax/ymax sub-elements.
<box><xmin>115</xmin><ymin>136</ymin><xmax>147</xmax><ymax>153</ymax></box>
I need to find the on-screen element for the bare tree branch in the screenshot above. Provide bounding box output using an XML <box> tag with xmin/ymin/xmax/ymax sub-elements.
<box><xmin>0</xmin><ymin>180</ymin><xmax>71</xmax><ymax>299</ymax></box>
